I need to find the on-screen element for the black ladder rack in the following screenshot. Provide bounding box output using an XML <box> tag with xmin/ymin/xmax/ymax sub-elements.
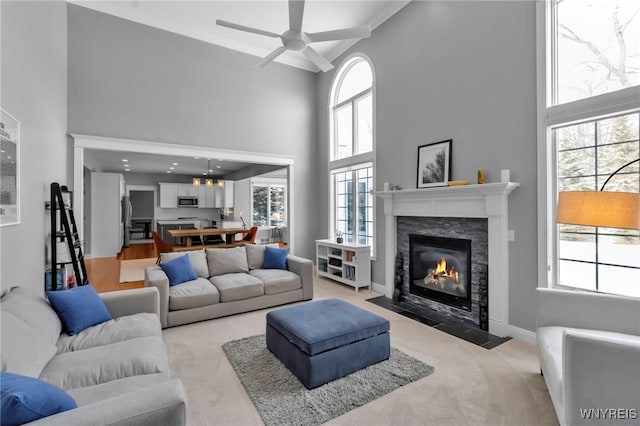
<box><xmin>49</xmin><ymin>182</ymin><xmax>88</xmax><ymax>290</ymax></box>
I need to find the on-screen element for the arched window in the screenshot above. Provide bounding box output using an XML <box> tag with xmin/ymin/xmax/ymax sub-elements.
<box><xmin>329</xmin><ymin>55</ymin><xmax>375</xmax><ymax>249</ymax></box>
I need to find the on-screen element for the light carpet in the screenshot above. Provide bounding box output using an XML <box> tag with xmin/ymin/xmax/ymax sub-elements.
<box><xmin>119</xmin><ymin>258</ymin><xmax>156</xmax><ymax>283</ymax></box>
<box><xmin>222</xmin><ymin>334</ymin><xmax>434</xmax><ymax>426</ymax></box>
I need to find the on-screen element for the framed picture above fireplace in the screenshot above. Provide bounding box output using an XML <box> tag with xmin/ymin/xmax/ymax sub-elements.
<box><xmin>416</xmin><ymin>139</ymin><xmax>452</xmax><ymax>188</ymax></box>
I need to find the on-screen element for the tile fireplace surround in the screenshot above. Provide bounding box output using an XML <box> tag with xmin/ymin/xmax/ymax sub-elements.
<box><xmin>377</xmin><ymin>182</ymin><xmax>519</xmax><ymax>337</ymax></box>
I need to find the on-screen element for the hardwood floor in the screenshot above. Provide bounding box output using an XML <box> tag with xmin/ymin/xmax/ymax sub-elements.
<box><xmin>86</xmin><ymin>243</ymin><xmax>154</xmax><ymax>293</ymax></box>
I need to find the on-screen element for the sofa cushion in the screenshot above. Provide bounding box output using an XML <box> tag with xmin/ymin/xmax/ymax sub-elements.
<box><xmin>0</xmin><ymin>311</ymin><xmax>57</xmax><ymax>378</ymax></box>
<box><xmin>249</xmin><ymin>269</ymin><xmax>301</xmax><ymax>295</ymax></box>
<box><xmin>245</xmin><ymin>244</ymin><xmax>266</xmax><ymax>270</ymax></box>
<box><xmin>56</xmin><ymin>313</ymin><xmax>161</xmax><ymax>353</ymax></box>
<box><xmin>66</xmin><ymin>373</ymin><xmax>170</xmax><ymax>407</ymax></box>
<box><xmin>161</xmin><ymin>249</ymin><xmax>208</xmax><ymax>278</ymax></box>
<box><xmin>168</xmin><ymin>278</ymin><xmax>220</xmax><ymax>310</ymax></box>
<box><xmin>206</xmin><ymin>247</ymin><xmax>248</xmax><ymax>277</ymax></box>
<box><xmin>0</xmin><ymin>286</ymin><xmax>61</xmax><ymax>345</ymax></box>
<box><xmin>39</xmin><ymin>336</ymin><xmax>169</xmax><ymax>390</ymax></box>
<box><xmin>47</xmin><ymin>285</ymin><xmax>112</xmax><ymax>335</ymax></box>
<box><xmin>1</xmin><ymin>372</ymin><xmax>77</xmax><ymax>425</ymax></box>
<box><xmin>262</xmin><ymin>246</ymin><xmax>289</xmax><ymax>270</ymax></box>
<box><xmin>159</xmin><ymin>255</ymin><xmax>198</xmax><ymax>286</ymax></box>
<box><xmin>209</xmin><ymin>273</ymin><xmax>264</xmax><ymax>302</ymax></box>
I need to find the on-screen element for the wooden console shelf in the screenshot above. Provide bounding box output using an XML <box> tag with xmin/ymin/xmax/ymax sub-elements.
<box><xmin>315</xmin><ymin>239</ymin><xmax>371</xmax><ymax>292</ymax></box>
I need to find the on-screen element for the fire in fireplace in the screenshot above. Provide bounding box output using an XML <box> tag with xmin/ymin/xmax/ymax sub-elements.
<box><xmin>409</xmin><ymin>234</ymin><xmax>472</xmax><ymax>311</ymax></box>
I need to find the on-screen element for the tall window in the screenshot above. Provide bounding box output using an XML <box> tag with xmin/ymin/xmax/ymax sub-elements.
<box><xmin>329</xmin><ymin>56</ymin><xmax>375</xmax><ymax>249</ymax></box>
<box><xmin>541</xmin><ymin>0</ymin><xmax>640</xmax><ymax>297</ymax></box>
<box><xmin>252</xmin><ymin>183</ymin><xmax>286</xmax><ymax>227</ymax></box>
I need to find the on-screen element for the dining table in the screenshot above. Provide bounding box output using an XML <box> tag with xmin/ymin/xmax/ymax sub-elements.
<box><xmin>168</xmin><ymin>227</ymin><xmax>250</xmax><ymax>247</ymax></box>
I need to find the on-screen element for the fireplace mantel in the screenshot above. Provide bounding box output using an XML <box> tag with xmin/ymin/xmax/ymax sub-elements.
<box><xmin>377</xmin><ymin>182</ymin><xmax>520</xmax><ymax>337</ymax></box>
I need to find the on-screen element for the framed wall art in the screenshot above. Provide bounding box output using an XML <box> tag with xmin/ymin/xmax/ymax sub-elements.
<box><xmin>416</xmin><ymin>139</ymin><xmax>452</xmax><ymax>188</ymax></box>
<box><xmin>0</xmin><ymin>109</ymin><xmax>20</xmax><ymax>227</ymax></box>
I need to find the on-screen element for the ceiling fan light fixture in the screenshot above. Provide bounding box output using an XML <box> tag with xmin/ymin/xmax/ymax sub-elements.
<box><xmin>216</xmin><ymin>0</ymin><xmax>371</xmax><ymax>72</ymax></box>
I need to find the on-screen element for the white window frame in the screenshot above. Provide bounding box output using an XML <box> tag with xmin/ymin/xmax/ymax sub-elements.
<box><xmin>328</xmin><ymin>53</ymin><xmax>376</xmax><ymax>256</ymax></box>
<box><xmin>251</xmin><ymin>177</ymin><xmax>288</xmax><ymax>228</ymax></box>
<box><xmin>536</xmin><ymin>0</ymin><xmax>640</xmax><ymax>290</ymax></box>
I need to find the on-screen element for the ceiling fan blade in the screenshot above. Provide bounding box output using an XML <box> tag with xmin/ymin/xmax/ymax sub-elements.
<box><xmin>255</xmin><ymin>46</ymin><xmax>288</xmax><ymax>68</ymax></box>
<box><xmin>306</xmin><ymin>26</ymin><xmax>371</xmax><ymax>43</ymax></box>
<box><xmin>289</xmin><ymin>0</ymin><xmax>305</xmax><ymax>32</ymax></box>
<box><xmin>216</xmin><ymin>19</ymin><xmax>280</xmax><ymax>38</ymax></box>
<box><xmin>302</xmin><ymin>46</ymin><xmax>334</xmax><ymax>72</ymax></box>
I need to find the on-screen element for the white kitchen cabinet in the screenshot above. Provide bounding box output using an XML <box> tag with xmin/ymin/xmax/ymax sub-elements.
<box><xmin>223</xmin><ymin>181</ymin><xmax>234</xmax><ymax>208</ymax></box>
<box><xmin>159</xmin><ymin>183</ymin><xmax>178</xmax><ymax>208</ymax></box>
<box><xmin>198</xmin><ymin>186</ymin><xmax>216</xmax><ymax>208</ymax></box>
<box><xmin>177</xmin><ymin>184</ymin><xmax>199</xmax><ymax>197</ymax></box>
<box><xmin>91</xmin><ymin>172</ymin><xmax>125</xmax><ymax>258</ymax></box>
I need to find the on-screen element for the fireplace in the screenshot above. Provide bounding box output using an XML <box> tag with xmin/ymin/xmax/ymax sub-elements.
<box><xmin>409</xmin><ymin>234</ymin><xmax>472</xmax><ymax>311</ymax></box>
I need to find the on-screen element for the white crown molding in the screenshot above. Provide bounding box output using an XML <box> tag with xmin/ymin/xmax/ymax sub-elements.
<box><xmin>69</xmin><ymin>0</ymin><xmax>410</xmax><ymax>73</ymax></box>
<box><xmin>325</xmin><ymin>0</ymin><xmax>411</xmax><ymax>63</ymax></box>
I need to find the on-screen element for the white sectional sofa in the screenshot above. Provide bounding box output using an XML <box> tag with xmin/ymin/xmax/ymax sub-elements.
<box><xmin>145</xmin><ymin>244</ymin><xmax>313</xmax><ymax>328</ymax></box>
<box><xmin>536</xmin><ymin>288</ymin><xmax>640</xmax><ymax>426</ymax></box>
<box><xmin>0</xmin><ymin>286</ymin><xmax>187</xmax><ymax>425</ymax></box>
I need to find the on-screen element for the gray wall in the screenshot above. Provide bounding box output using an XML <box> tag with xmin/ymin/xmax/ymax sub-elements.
<box><xmin>316</xmin><ymin>1</ymin><xmax>538</xmax><ymax>331</ymax></box>
<box><xmin>67</xmin><ymin>4</ymin><xmax>319</xmax><ymax>259</ymax></box>
<box><xmin>0</xmin><ymin>1</ymin><xmax>68</xmax><ymax>295</ymax></box>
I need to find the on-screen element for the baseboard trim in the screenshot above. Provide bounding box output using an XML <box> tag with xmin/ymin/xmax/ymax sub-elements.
<box><xmin>370</xmin><ymin>281</ymin><xmax>389</xmax><ymax>297</ymax></box>
<box><xmin>507</xmin><ymin>324</ymin><xmax>537</xmax><ymax>345</ymax></box>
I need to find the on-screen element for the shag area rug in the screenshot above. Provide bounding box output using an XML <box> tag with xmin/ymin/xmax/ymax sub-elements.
<box><xmin>222</xmin><ymin>334</ymin><xmax>434</xmax><ymax>426</ymax></box>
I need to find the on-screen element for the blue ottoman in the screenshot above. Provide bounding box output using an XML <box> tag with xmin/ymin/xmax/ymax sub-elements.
<box><xmin>266</xmin><ymin>298</ymin><xmax>390</xmax><ymax>389</ymax></box>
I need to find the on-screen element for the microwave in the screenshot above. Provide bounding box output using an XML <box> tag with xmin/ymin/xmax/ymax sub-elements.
<box><xmin>177</xmin><ymin>196</ymin><xmax>198</xmax><ymax>207</ymax></box>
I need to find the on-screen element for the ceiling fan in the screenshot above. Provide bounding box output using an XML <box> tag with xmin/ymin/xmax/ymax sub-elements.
<box><xmin>216</xmin><ymin>0</ymin><xmax>371</xmax><ymax>72</ymax></box>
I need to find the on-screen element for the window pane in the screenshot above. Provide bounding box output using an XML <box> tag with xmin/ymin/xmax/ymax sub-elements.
<box><xmin>555</xmin><ymin>0</ymin><xmax>640</xmax><ymax>104</ymax></box>
<box><xmin>357</xmin><ymin>167</ymin><xmax>373</xmax><ymax>247</ymax></box>
<box><xmin>559</xmin><ymin>232</ymin><xmax>596</xmax><ymax>262</ymax></box>
<box><xmin>598</xmin><ymin>234</ymin><xmax>640</xmax><ymax>268</ymax></box>
<box><xmin>335</xmin><ymin>105</ymin><xmax>353</xmax><ymax>159</ymax></box>
<box><xmin>356</xmin><ymin>93</ymin><xmax>373</xmax><ymax>154</ymax></box>
<box><xmin>337</xmin><ymin>61</ymin><xmax>372</xmax><ymax>104</ymax></box>
<box><xmin>269</xmin><ymin>186</ymin><xmax>285</xmax><ymax>227</ymax></box>
<box><xmin>252</xmin><ymin>186</ymin><xmax>268</xmax><ymax>226</ymax></box>
<box><xmin>598</xmin><ymin>265</ymin><xmax>640</xmax><ymax>298</ymax></box>
<box><xmin>558</xmin><ymin>260</ymin><xmax>596</xmax><ymax>291</ymax></box>
<box><xmin>557</xmin><ymin>121</ymin><xmax>595</xmax><ymax>151</ymax></box>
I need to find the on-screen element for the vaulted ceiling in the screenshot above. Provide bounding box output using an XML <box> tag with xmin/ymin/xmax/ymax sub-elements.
<box><xmin>69</xmin><ymin>0</ymin><xmax>410</xmax><ymax>72</ymax></box>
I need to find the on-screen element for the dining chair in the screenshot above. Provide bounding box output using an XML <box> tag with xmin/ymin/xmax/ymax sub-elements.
<box><xmin>242</xmin><ymin>226</ymin><xmax>258</xmax><ymax>244</ymax></box>
<box><xmin>152</xmin><ymin>231</ymin><xmax>175</xmax><ymax>263</ymax></box>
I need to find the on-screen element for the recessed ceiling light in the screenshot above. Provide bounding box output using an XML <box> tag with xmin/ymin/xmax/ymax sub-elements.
<box><xmin>166</xmin><ymin>171</ymin><xmax>172</xmax><ymax>173</ymax></box>
<box><xmin>202</xmin><ymin>172</ymin><xmax>207</xmax><ymax>175</ymax></box>
<box><xmin>209</xmin><ymin>169</ymin><xmax>213</xmax><ymax>172</ymax></box>
<box><xmin>172</xmin><ymin>162</ymin><xmax>178</xmax><ymax>165</ymax></box>
<box><xmin>122</xmin><ymin>159</ymin><xmax>128</xmax><ymax>162</ymax></box>
<box><xmin>194</xmin><ymin>157</ymin><xmax>200</xmax><ymax>160</ymax></box>
<box><xmin>216</xmin><ymin>165</ymin><xmax>222</xmax><ymax>169</ymax></box>
<box><xmin>1</xmin><ymin>150</ymin><xmax>4</xmax><ymax>153</ymax></box>
<box><xmin>169</xmin><ymin>167</ymin><xmax>175</xmax><ymax>170</ymax></box>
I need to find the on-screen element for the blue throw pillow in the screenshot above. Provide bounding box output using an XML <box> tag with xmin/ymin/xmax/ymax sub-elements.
<box><xmin>1</xmin><ymin>372</ymin><xmax>77</xmax><ymax>426</ymax></box>
<box><xmin>160</xmin><ymin>254</ymin><xmax>197</xmax><ymax>286</ymax></box>
<box><xmin>263</xmin><ymin>246</ymin><xmax>289</xmax><ymax>270</ymax></box>
<box><xmin>47</xmin><ymin>285</ymin><xmax>112</xmax><ymax>335</ymax></box>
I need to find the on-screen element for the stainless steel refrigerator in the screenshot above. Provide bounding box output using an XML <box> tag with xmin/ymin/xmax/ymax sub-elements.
<box><xmin>122</xmin><ymin>195</ymin><xmax>132</xmax><ymax>248</ymax></box>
